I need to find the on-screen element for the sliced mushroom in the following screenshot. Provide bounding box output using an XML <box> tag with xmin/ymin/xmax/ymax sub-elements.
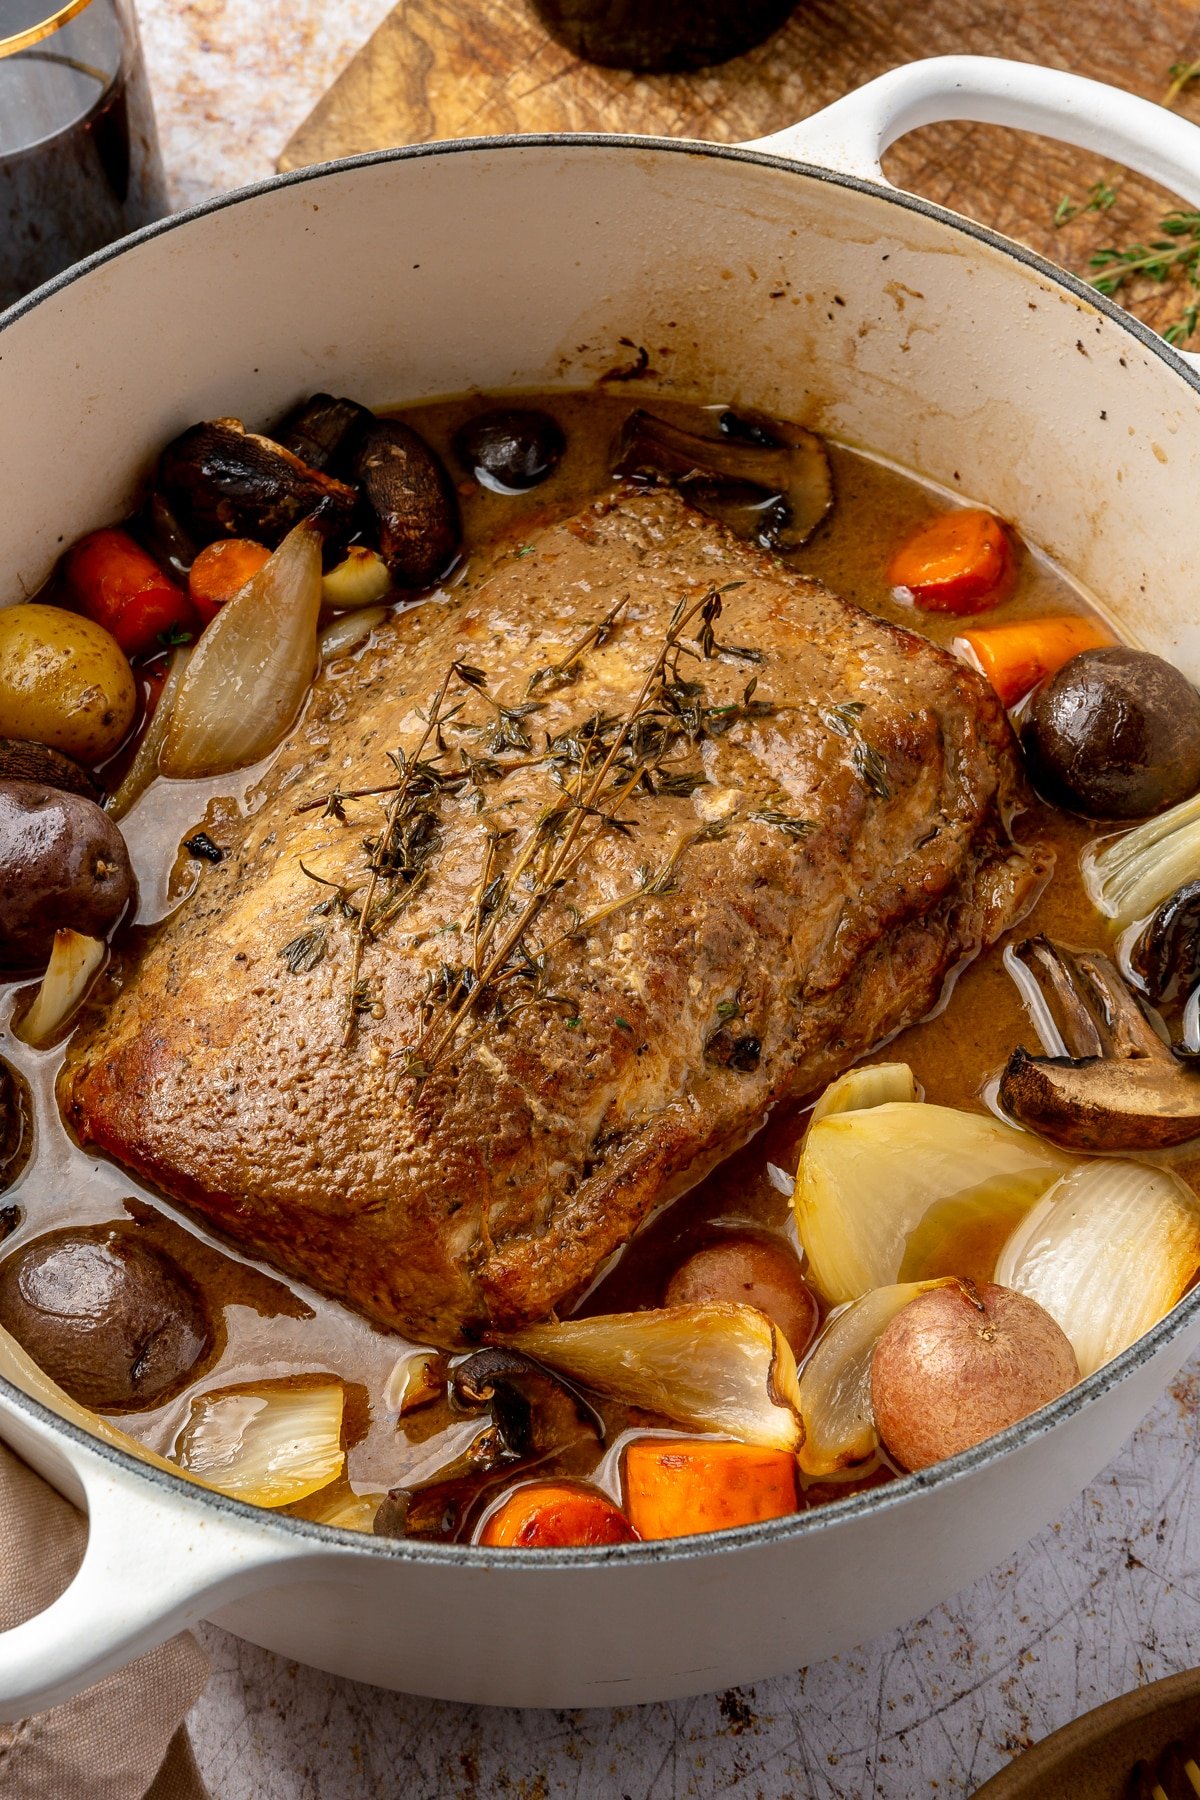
<box><xmin>372</xmin><ymin>1348</ymin><xmax>602</xmax><ymax>1542</ymax></box>
<box><xmin>354</xmin><ymin>419</ymin><xmax>460</xmax><ymax>587</ymax></box>
<box><xmin>1131</xmin><ymin>880</ymin><xmax>1200</xmax><ymax>1003</ymax></box>
<box><xmin>274</xmin><ymin>393</ymin><xmax>375</xmax><ymax>476</ymax></box>
<box><xmin>157</xmin><ymin>419</ymin><xmax>358</xmax><ymax>549</ymax></box>
<box><xmin>999</xmin><ymin>935</ymin><xmax>1200</xmax><ymax>1151</ymax></box>
<box><xmin>614</xmin><ymin>409</ymin><xmax>833</xmax><ymax>549</ymax></box>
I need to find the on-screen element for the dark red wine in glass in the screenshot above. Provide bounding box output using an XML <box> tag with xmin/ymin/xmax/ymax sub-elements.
<box><xmin>0</xmin><ymin>0</ymin><xmax>167</xmax><ymax>312</ymax></box>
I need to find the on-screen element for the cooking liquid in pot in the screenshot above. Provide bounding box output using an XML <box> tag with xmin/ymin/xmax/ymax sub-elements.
<box><xmin>0</xmin><ymin>391</ymin><xmax>1175</xmax><ymax>1538</ymax></box>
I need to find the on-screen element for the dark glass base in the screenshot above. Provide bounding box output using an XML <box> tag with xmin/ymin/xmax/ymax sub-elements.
<box><xmin>531</xmin><ymin>0</ymin><xmax>797</xmax><ymax>72</ymax></box>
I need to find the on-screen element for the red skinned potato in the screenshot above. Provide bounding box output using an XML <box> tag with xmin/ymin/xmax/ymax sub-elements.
<box><xmin>869</xmin><ymin>1280</ymin><xmax>1078</xmax><ymax>1472</ymax></box>
<box><xmin>664</xmin><ymin>1234</ymin><xmax>818</xmax><ymax>1358</ymax></box>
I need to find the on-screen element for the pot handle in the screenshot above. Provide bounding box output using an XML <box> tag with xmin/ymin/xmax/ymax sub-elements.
<box><xmin>0</xmin><ymin>1390</ymin><xmax>304</xmax><ymax>1722</ymax></box>
<box><xmin>746</xmin><ymin>54</ymin><xmax>1200</xmax><ymax>366</ymax></box>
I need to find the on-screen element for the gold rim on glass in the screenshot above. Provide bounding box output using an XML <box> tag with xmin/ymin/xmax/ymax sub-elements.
<box><xmin>0</xmin><ymin>0</ymin><xmax>95</xmax><ymax>59</ymax></box>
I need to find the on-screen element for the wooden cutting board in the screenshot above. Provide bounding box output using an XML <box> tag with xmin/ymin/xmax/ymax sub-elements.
<box><xmin>280</xmin><ymin>0</ymin><xmax>1200</xmax><ymax>341</ymax></box>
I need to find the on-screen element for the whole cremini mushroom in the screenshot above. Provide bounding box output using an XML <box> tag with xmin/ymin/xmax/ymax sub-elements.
<box><xmin>870</xmin><ymin>1280</ymin><xmax>1079</xmax><ymax>1472</ymax></box>
<box><xmin>1022</xmin><ymin>647</ymin><xmax>1200</xmax><ymax>819</ymax></box>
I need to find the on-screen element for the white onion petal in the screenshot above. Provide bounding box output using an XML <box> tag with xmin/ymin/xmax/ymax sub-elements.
<box><xmin>15</xmin><ymin>929</ymin><xmax>105</xmax><ymax>1046</ymax></box>
<box><xmin>1084</xmin><ymin>793</ymin><xmax>1200</xmax><ymax>925</ymax></box>
<box><xmin>795</xmin><ymin>1102</ymin><xmax>1071</xmax><ymax>1306</ymax></box>
<box><xmin>995</xmin><ymin>1158</ymin><xmax>1200</xmax><ymax>1376</ymax></box>
<box><xmin>289</xmin><ymin>1481</ymin><xmax>382</xmax><ymax>1533</ymax></box>
<box><xmin>319</xmin><ymin>605</ymin><xmax>389</xmax><ymax>662</ymax></box>
<box><xmin>797</xmin><ymin>1280</ymin><xmax>949</xmax><ymax>1478</ymax></box>
<box><xmin>108</xmin><ymin>645</ymin><xmax>191</xmax><ymax>821</ymax></box>
<box><xmin>162</xmin><ymin>519</ymin><xmax>323</xmax><ymax>778</ymax></box>
<box><xmin>174</xmin><ymin>1380</ymin><xmax>345</xmax><ymax>1506</ymax></box>
<box><xmin>810</xmin><ymin>1061</ymin><xmax>919</xmax><ymax>1126</ymax></box>
<box><xmin>509</xmin><ymin>1302</ymin><xmax>803</xmax><ymax>1451</ymax></box>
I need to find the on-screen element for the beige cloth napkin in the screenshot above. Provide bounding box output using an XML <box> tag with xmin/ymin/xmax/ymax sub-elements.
<box><xmin>0</xmin><ymin>1440</ymin><xmax>210</xmax><ymax>1800</ymax></box>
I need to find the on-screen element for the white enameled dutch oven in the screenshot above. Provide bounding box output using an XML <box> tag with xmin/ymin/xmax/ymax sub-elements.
<box><xmin>3</xmin><ymin>55</ymin><xmax>1200</xmax><ymax>1717</ymax></box>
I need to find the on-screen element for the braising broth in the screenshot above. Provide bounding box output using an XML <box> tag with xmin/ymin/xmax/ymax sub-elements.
<box><xmin>1</xmin><ymin>389</ymin><xmax>1196</xmax><ymax>1544</ymax></box>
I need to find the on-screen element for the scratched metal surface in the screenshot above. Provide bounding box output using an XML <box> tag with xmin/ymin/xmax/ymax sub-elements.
<box><xmin>133</xmin><ymin>7</ymin><xmax>1200</xmax><ymax>1793</ymax></box>
<box><xmin>183</xmin><ymin>1366</ymin><xmax>1200</xmax><ymax>1799</ymax></box>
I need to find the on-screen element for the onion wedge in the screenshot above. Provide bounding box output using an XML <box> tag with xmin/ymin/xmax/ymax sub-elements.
<box><xmin>810</xmin><ymin>1061</ymin><xmax>919</xmax><ymax>1125</ymax></box>
<box><xmin>321</xmin><ymin>547</ymin><xmax>391</xmax><ymax>610</ymax></box>
<box><xmin>319</xmin><ymin>605</ymin><xmax>389</xmax><ymax>661</ymax></box>
<box><xmin>108</xmin><ymin>645</ymin><xmax>191</xmax><ymax>821</ymax></box>
<box><xmin>1084</xmin><ymin>793</ymin><xmax>1200</xmax><ymax>926</ymax></box>
<box><xmin>796</xmin><ymin>1102</ymin><xmax>1071</xmax><ymax>1306</ymax></box>
<box><xmin>14</xmin><ymin>929</ymin><xmax>104</xmax><ymax>1046</ymax></box>
<box><xmin>995</xmin><ymin>1159</ymin><xmax>1200</xmax><ymax>1375</ymax></box>
<box><xmin>797</xmin><ymin>1281</ymin><xmax>951</xmax><ymax>1478</ymax></box>
<box><xmin>161</xmin><ymin>517</ymin><xmax>323</xmax><ymax>778</ymax></box>
<box><xmin>174</xmin><ymin>1380</ymin><xmax>345</xmax><ymax>1506</ymax></box>
<box><xmin>289</xmin><ymin>1480</ymin><xmax>383</xmax><ymax>1533</ymax></box>
<box><xmin>507</xmin><ymin>1303</ymin><xmax>803</xmax><ymax>1452</ymax></box>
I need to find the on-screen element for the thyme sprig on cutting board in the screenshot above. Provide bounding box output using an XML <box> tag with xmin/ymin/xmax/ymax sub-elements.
<box><xmin>1054</xmin><ymin>59</ymin><xmax>1200</xmax><ymax>345</ymax></box>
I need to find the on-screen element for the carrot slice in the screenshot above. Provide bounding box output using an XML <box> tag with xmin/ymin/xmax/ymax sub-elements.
<box><xmin>624</xmin><ymin>1439</ymin><xmax>798</xmax><ymax>1540</ymax></box>
<box><xmin>954</xmin><ymin>614</ymin><xmax>1117</xmax><ymax>708</ymax></box>
<box><xmin>66</xmin><ymin>528</ymin><xmax>199</xmax><ymax>658</ymax></box>
<box><xmin>478</xmin><ymin>1482</ymin><xmax>638</xmax><ymax>1549</ymax></box>
<box><xmin>188</xmin><ymin>538</ymin><xmax>272</xmax><ymax>625</ymax></box>
<box><xmin>888</xmin><ymin>509</ymin><xmax>1013</xmax><ymax>615</ymax></box>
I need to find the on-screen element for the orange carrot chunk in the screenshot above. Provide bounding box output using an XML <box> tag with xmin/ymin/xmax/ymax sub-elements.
<box><xmin>954</xmin><ymin>614</ymin><xmax>1117</xmax><ymax>708</ymax></box>
<box><xmin>188</xmin><ymin>538</ymin><xmax>272</xmax><ymax>625</ymax></box>
<box><xmin>479</xmin><ymin>1482</ymin><xmax>639</xmax><ymax>1548</ymax></box>
<box><xmin>888</xmin><ymin>509</ymin><xmax>1013</xmax><ymax>615</ymax></box>
<box><xmin>66</xmin><ymin>528</ymin><xmax>199</xmax><ymax>658</ymax></box>
<box><xmin>624</xmin><ymin>1439</ymin><xmax>798</xmax><ymax>1541</ymax></box>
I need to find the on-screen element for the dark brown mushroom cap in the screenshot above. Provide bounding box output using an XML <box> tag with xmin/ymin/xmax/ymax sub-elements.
<box><xmin>1021</xmin><ymin>647</ymin><xmax>1200</xmax><ymax>819</ymax></box>
<box><xmin>0</xmin><ymin>739</ymin><xmax>101</xmax><ymax>802</ymax></box>
<box><xmin>274</xmin><ymin>393</ymin><xmax>375</xmax><ymax>477</ymax></box>
<box><xmin>353</xmin><ymin>419</ymin><xmax>460</xmax><ymax>587</ymax></box>
<box><xmin>0</xmin><ymin>1058</ymin><xmax>31</xmax><ymax>1195</ymax></box>
<box><xmin>0</xmin><ymin>1226</ymin><xmax>211</xmax><ymax>1410</ymax></box>
<box><xmin>157</xmin><ymin>419</ymin><xmax>358</xmax><ymax>549</ymax></box>
<box><xmin>452</xmin><ymin>408</ymin><xmax>565</xmax><ymax>492</ymax></box>
<box><xmin>1131</xmin><ymin>879</ymin><xmax>1200</xmax><ymax>1002</ymax></box>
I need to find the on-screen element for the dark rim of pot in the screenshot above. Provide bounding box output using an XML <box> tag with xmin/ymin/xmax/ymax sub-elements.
<box><xmin>1</xmin><ymin>130</ymin><xmax>1197</xmax><ymax>1571</ymax></box>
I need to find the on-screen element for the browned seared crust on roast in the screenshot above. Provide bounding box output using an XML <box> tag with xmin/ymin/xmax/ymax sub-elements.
<box><xmin>62</xmin><ymin>490</ymin><xmax>1045</xmax><ymax>1344</ymax></box>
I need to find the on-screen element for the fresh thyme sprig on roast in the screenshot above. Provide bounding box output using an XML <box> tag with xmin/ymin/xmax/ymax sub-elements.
<box><xmin>824</xmin><ymin>699</ymin><xmax>892</xmax><ymax>800</ymax></box>
<box><xmin>526</xmin><ymin>597</ymin><xmax>628</xmax><ymax>694</ymax></box>
<box><xmin>1054</xmin><ymin>59</ymin><xmax>1200</xmax><ymax>345</ymax></box>
<box><xmin>292</xmin><ymin>585</ymin><xmax>824</xmax><ymax>1079</ymax></box>
<box><xmin>406</xmin><ymin>588</ymin><xmax>766</xmax><ymax>1078</ymax></box>
<box><xmin>338</xmin><ymin>661</ymin><xmax>478</xmax><ymax>1047</ymax></box>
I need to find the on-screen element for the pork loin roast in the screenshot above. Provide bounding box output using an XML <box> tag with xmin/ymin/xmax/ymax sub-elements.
<box><xmin>62</xmin><ymin>490</ymin><xmax>1045</xmax><ymax>1343</ymax></box>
